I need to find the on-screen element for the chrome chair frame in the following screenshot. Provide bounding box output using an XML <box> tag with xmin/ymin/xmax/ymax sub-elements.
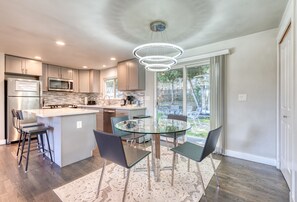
<box><xmin>171</xmin><ymin>126</ymin><xmax>222</xmax><ymax>196</ymax></box>
<box><xmin>94</xmin><ymin>130</ymin><xmax>151</xmax><ymax>202</ymax></box>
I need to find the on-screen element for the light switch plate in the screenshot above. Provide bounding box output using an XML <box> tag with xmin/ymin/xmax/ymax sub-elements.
<box><xmin>77</xmin><ymin>121</ymin><xmax>82</xmax><ymax>128</ymax></box>
<box><xmin>238</xmin><ymin>94</ymin><xmax>247</xmax><ymax>102</ymax></box>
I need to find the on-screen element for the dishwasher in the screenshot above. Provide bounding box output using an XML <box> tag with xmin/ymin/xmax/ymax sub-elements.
<box><xmin>103</xmin><ymin>109</ymin><xmax>116</xmax><ymax>133</ymax></box>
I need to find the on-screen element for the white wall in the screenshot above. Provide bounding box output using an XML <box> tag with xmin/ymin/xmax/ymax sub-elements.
<box><xmin>0</xmin><ymin>53</ymin><xmax>5</xmax><ymax>144</ymax></box>
<box><xmin>145</xmin><ymin>29</ymin><xmax>278</xmax><ymax>165</ymax></box>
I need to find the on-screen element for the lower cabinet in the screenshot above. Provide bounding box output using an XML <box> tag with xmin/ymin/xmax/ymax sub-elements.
<box><xmin>96</xmin><ymin>110</ymin><xmax>104</xmax><ymax>131</ymax></box>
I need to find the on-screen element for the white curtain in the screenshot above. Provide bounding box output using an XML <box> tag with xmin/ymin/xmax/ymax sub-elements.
<box><xmin>209</xmin><ymin>55</ymin><xmax>225</xmax><ymax>154</ymax></box>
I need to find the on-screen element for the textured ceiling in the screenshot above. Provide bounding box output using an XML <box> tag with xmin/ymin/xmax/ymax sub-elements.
<box><xmin>0</xmin><ymin>0</ymin><xmax>288</xmax><ymax>69</ymax></box>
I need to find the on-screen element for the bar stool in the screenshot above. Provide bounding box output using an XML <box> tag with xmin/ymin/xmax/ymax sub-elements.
<box><xmin>16</xmin><ymin>110</ymin><xmax>53</xmax><ymax>173</ymax></box>
<box><xmin>11</xmin><ymin>109</ymin><xmax>44</xmax><ymax>157</ymax></box>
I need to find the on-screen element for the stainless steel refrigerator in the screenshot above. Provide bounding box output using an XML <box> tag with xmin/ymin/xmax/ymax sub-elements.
<box><xmin>5</xmin><ymin>78</ymin><xmax>41</xmax><ymax>143</ymax></box>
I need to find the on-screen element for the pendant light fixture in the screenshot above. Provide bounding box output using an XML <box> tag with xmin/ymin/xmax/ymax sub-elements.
<box><xmin>133</xmin><ymin>21</ymin><xmax>183</xmax><ymax>72</ymax></box>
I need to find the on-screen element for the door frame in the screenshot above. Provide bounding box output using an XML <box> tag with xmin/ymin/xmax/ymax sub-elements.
<box><xmin>276</xmin><ymin>1</ymin><xmax>295</xmax><ymax>200</ymax></box>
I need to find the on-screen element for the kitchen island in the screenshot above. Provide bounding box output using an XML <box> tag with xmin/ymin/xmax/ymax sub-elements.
<box><xmin>24</xmin><ymin>108</ymin><xmax>98</xmax><ymax>167</ymax></box>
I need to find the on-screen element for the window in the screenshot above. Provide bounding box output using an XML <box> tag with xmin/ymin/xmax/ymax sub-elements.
<box><xmin>104</xmin><ymin>78</ymin><xmax>123</xmax><ymax>98</ymax></box>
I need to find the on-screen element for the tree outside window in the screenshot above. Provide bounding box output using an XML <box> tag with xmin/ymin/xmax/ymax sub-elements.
<box><xmin>104</xmin><ymin>78</ymin><xmax>123</xmax><ymax>98</ymax></box>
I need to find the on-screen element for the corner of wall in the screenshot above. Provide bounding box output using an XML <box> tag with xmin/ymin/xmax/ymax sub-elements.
<box><xmin>0</xmin><ymin>53</ymin><xmax>5</xmax><ymax>142</ymax></box>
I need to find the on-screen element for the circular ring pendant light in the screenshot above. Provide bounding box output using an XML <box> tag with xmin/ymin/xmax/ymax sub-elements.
<box><xmin>133</xmin><ymin>21</ymin><xmax>183</xmax><ymax>72</ymax></box>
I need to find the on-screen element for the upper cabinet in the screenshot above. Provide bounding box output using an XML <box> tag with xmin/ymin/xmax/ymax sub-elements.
<box><xmin>117</xmin><ymin>59</ymin><xmax>145</xmax><ymax>91</ymax></box>
<box><xmin>78</xmin><ymin>69</ymin><xmax>100</xmax><ymax>93</ymax></box>
<box><xmin>47</xmin><ymin>64</ymin><xmax>73</xmax><ymax>80</ymax></box>
<box><xmin>5</xmin><ymin>55</ymin><xmax>42</xmax><ymax>76</ymax></box>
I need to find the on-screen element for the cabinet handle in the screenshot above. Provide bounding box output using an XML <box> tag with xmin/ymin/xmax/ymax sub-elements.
<box><xmin>283</xmin><ymin>115</ymin><xmax>288</xmax><ymax>118</ymax></box>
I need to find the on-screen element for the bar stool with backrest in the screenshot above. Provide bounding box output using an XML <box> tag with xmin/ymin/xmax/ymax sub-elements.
<box><xmin>11</xmin><ymin>109</ymin><xmax>44</xmax><ymax>157</ymax></box>
<box><xmin>93</xmin><ymin>130</ymin><xmax>151</xmax><ymax>202</ymax></box>
<box><xmin>170</xmin><ymin>126</ymin><xmax>222</xmax><ymax>196</ymax></box>
<box><xmin>16</xmin><ymin>110</ymin><xmax>53</xmax><ymax>173</ymax></box>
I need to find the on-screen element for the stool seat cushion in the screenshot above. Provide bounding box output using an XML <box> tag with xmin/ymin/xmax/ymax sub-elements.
<box><xmin>22</xmin><ymin>126</ymin><xmax>52</xmax><ymax>134</ymax></box>
<box><xmin>20</xmin><ymin>122</ymin><xmax>44</xmax><ymax>129</ymax></box>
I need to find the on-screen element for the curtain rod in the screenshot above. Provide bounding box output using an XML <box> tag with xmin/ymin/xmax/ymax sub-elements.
<box><xmin>178</xmin><ymin>49</ymin><xmax>230</xmax><ymax>63</ymax></box>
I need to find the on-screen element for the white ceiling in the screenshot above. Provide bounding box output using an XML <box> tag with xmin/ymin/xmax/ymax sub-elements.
<box><xmin>0</xmin><ymin>0</ymin><xmax>288</xmax><ymax>69</ymax></box>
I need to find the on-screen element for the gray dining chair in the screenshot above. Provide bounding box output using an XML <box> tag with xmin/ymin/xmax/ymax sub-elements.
<box><xmin>170</xmin><ymin>126</ymin><xmax>222</xmax><ymax>196</ymax></box>
<box><xmin>161</xmin><ymin>114</ymin><xmax>187</xmax><ymax>148</ymax></box>
<box><xmin>93</xmin><ymin>130</ymin><xmax>151</xmax><ymax>202</ymax></box>
<box><xmin>111</xmin><ymin>116</ymin><xmax>147</xmax><ymax>146</ymax></box>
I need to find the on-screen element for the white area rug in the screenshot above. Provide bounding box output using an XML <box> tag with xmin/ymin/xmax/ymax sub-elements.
<box><xmin>54</xmin><ymin>147</ymin><xmax>220</xmax><ymax>202</ymax></box>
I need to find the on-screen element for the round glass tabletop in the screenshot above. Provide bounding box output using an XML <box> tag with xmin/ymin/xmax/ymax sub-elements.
<box><xmin>115</xmin><ymin>118</ymin><xmax>191</xmax><ymax>134</ymax></box>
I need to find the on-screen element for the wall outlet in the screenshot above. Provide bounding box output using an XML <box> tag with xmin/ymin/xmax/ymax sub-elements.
<box><xmin>238</xmin><ymin>94</ymin><xmax>247</xmax><ymax>102</ymax></box>
<box><xmin>76</xmin><ymin>121</ymin><xmax>82</xmax><ymax>128</ymax></box>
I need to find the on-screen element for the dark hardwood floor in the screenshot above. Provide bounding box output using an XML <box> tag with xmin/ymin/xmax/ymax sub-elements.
<box><xmin>0</xmin><ymin>143</ymin><xmax>289</xmax><ymax>202</ymax></box>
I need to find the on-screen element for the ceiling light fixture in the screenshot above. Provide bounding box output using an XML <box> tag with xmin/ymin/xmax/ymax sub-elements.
<box><xmin>82</xmin><ymin>66</ymin><xmax>88</xmax><ymax>69</ymax></box>
<box><xmin>34</xmin><ymin>56</ymin><xmax>42</xmax><ymax>60</ymax></box>
<box><xmin>56</xmin><ymin>41</ymin><xmax>65</xmax><ymax>46</ymax></box>
<box><xmin>133</xmin><ymin>20</ymin><xmax>183</xmax><ymax>72</ymax></box>
<box><xmin>102</xmin><ymin>65</ymin><xmax>106</xmax><ymax>68</ymax></box>
<box><xmin>110</xmin><ymin>57</ymin><xmax>116</xmax><ymax>61</ymax></box>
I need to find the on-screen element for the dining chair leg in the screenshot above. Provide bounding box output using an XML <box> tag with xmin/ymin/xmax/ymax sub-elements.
<box><xmin>166</xmin><ymin>137</ymin><xmax>170</xmax><ymax>150</ymax></box>
<box><xmin>122</xmin><ymin>168</ymin><xmax>131</xmax><ymax>202</ymax></box>
<box><xmin>147</xmin><ymin>155</ymin><xmax>151</xmax><ymax>191</ymax></box>
<box><xmin>171</xmin><ymin>151</ymin><xmax>176</xmax><ymax>186</ymax></box>
<box><xmin>25</xmin><ymin>135</ymin><xmax>32</xmax><ymax>173</ymax></box>
<box><xmin>210</xmin><ymin>154</ymin><xmax>219</xmax><ymax>187</ymax></box>
<box><xmin>45</xmin><ymin>131</ymin><xmax>53</xmax><ymax>163</ymax></box>
<box><xmin>96</xmin><ymin>160</ymin><xmax>106</xmax><ymax>199</ymax></box>
<box><xmin>196</xmin><ymin>162</ymin><xmax>206</xmax><ymax>196</ymax></box>
<box><xmin>40</xmin><ymin>133</ymin><xmax>45</xmax><ymax>159</ymax></box>
<box><xmin>16</xmin><ymin>132</ymin><xmax>23</xmax><ymax>157</ymax></box>
<box><xmin>18</xmin><ymin>133</ymin><xmax>27</xmax><ymax>166</ymax></box>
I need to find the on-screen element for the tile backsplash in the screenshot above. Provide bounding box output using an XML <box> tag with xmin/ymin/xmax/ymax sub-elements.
<box><xmin>42</xmin><ymin>91</ymin><xmax>145</xmax><ymax>106</ymax></box>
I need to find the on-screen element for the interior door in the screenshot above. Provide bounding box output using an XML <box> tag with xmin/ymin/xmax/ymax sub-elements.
<box><xmin>279</xmin><ymin>25</ymin><xmax>293</xmax><ymax>189</ymax></box>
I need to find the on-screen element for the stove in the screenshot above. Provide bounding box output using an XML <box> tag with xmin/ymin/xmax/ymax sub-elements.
<box><xmin>45</xmin><ymin>104</ymin><xmax>77</xmax><ymax>109</ymax></box>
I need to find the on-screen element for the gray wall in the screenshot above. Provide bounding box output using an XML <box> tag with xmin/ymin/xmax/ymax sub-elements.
<box><xmin>145</xmin><ymin>28</ymin><xmax>278</xmax><ymax>164</ymax></box>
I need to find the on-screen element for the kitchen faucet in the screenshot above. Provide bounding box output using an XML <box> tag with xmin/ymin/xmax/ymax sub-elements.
<box><xmin>103</xmin><ymin>95</ymin><xmax>111</xmax><ymax>105</ymax></box>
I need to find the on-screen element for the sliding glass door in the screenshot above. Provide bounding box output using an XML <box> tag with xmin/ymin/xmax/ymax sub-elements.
<box><xmin>156</xmin><ymin>68</ymin><xmax>183</xmax><ymax>119</ymax></box>
<box><xmin>156</xmin><ymin>63</ymin><xmax>210</xmax><ymax>141</ymax></box>
<box><xmin>186</xmin><ymin>64</ymin><xmax>210</xmax><ymax>139</ymax></box>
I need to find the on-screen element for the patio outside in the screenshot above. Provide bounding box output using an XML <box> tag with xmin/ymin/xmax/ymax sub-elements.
<box><xmin>156</xmin><ymin>65</ymin><xmax>210</xmax><ymax>139</ymax></box>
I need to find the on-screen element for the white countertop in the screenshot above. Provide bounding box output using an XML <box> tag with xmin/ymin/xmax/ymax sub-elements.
<box><xmin>25</xmin><ymin>108</ymin><xmax>99</xmax><ymax>118</ymax></box>
<box><xmin>77</xmin><ymin>105</ymin><xmax>146</xmax><ymax>111</ymax></box>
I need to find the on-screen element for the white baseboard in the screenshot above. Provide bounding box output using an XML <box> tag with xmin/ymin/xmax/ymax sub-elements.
<box><xmin>224</xmin><ymin>149</ymin><xmax>276</xmax><ymax>166</ymax></box>
<box><xmin>0</xmin><ymin>139</ymin><xmax>6</xmax><ymax>145</ymax></box>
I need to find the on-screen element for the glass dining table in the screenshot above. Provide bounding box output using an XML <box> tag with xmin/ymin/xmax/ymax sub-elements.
<box><xmin>115</xmin><ymin>117</ymin><xmax>191</xmax><ymax>182</ymax></box>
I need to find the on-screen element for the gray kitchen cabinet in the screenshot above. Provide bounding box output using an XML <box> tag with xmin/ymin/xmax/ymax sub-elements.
<box><xmin>79</xmin><ymin>70</ymin><xmax>90</xmax><ymax>93</ymax></box>
<box><xmin>42</xmin><ymin>64</ymin><xmax>75</xmax><ymax>92</ymax></box>
<box><xmin>5</xmin><ymin>55</ymin><xmax>42</xmax><ymax>76</ymax></box>
<box><xmin>117</xmin><ymin>59</ymin><xmax>145</xmax><ymax>91</ymax></box>
<box><xmin>72</xmin><ymin>69</ymin><xmax>79</xmax><ymax>92</ymax></box>
<box><xmin>89</xmin><ymin>70</ymin><xmax>100</xmax><ymax>93</ymax></box>
<box><xmin>42</xmin><ymin>64</ymin><xmax>48</xmax><ymax>91</ymax></box>
<box><xmin>78</xmin><ymin>69</ymin><xmax>100</xmax><ymax>93</ymax></box>
<box><xmin>47</xmin><ymin>64</ymin><xmax>73</xmax><ymax>80</ymax></box>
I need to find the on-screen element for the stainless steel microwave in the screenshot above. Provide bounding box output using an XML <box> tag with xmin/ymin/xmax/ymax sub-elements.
<box><xmin>48</xmin><ymin>77</ymin><xmax>74</xmax><ymax>92</ymax></box>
